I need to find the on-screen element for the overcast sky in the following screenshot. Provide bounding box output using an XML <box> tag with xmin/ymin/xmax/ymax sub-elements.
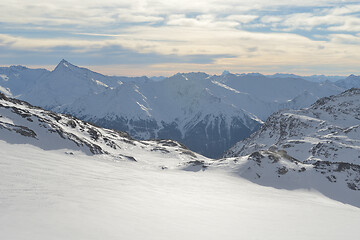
<box><xmin>1</xmin><ymin>0</ymin><xmax>360</xmax><ymax>76</ymax></box>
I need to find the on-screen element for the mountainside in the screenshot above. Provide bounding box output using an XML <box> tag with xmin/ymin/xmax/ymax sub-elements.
<box><xmin>1</xmin><ymin>91</ymin><xmax>360</xmax><ymax>240</ymax></box>
<box><xmin>0</xmin><ymin>60</ymin><xmax>350</xmax><ymax>158</ymax></box>
<box><xmin>0</xmin><ymin>65</ymin><xmax>48</xmax><ymax>97</ymax></box>
<box><xmin>335</xmin><ymin>74</ymin><xmax>360</xmax><ymax>89</ymax></box>
<box><xmin>221</xmin><ymin>89</ymin><xmax>360</xmax><ymax>203</ymax></box>
<box><xmin>268</xmin><ymin>73</ymin><xmax>345</xmax><ymax>82</ymax></box>
<box><xmin>20</xmin><ymin>60</ymin><xmax>149</xmax><ymax>109</ymax></box>
<box><xmin>0</xmin><ymin>92</ymin><xmax>205</xmax><ymax>169</ymax></box>
<box><xmin>59</xmin><ymin>72</ymin><xmax>263</xmax><ymax>158</ymax></box>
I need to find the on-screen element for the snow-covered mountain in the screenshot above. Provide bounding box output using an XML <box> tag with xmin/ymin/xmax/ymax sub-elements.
<box><xmin>20</xmin><ymin>60</ymin><xmax>149</xmax><ymax>109</ymax></box>
<box><xmin>335</xmin><ymin>74</ymin><xmax>360</xmax><ymax>89</ymax></box>
<box><xmin>222</xmin><ymin>89</ymin><xmax>360</xmax><ymax>203</ymax></box>
<box><xmin>268</xmin><ymin>73</ymin><xmax>345</xmax><ymax>82</ymax></box>
<box><xmin>1</xmin><ymin>93</ymin><xmax>360</xmax><ymax>240</ymax></box>
<box><xmin>0</xmin><ymin>65</ymin><xmax>48</xmax><ymax>98</ymax></box>
<box><xmin>58</xmin><ymin>71</ymin><xmax>264</xmax><ymax>158</ymax></box>
<box><xmin>0</xmin><ymin>60</ymin><xmax>348</xmax><ymax>158</ymax></box>
<box><xmin>0</xmin><ymin>92</ymin><xmax>205</xmax><ymax>169</ymax></box>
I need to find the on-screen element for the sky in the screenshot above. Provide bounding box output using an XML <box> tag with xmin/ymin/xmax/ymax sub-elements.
<box><xmin>0</xmin><ymin>0</ymin><xmax>360</xmax><ymax>76</ymax></box>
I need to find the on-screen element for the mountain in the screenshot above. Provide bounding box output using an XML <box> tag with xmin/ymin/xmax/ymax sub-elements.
<box><xmin>59</xmin><ymin>72</ymin><xmax>263</xmax><ymax>158</ymax></box>
<box><xmin>0</xmin><ymin>60</ymin><xmax>346</xmax><ymax>158</ymax></box>
<box><xmin>268</xmin><ymin>73</ymin><xmax>345</xmax><ymax>82</ymax></box>
<box><xmin>0</xmin><ymin>65</ymin><xmax>48</xmax><ymax>98</ymax></box>
<box><xmin>21</xmin><ymin>60</ymin><xmax>149</xmax><ymax>109</ymax></box>
<box><xmin>222</xmin><ymin>89</ymin><xmax>360</xmax><ymax>205</ymax></box>
<box><xmin>1</xmin><ymin>94</ymin><xmax>360</xmax><ymax>240</ymax></box>
<box><xmin>335</xmin><ymin>74</ymin><xmax>360</xmax><ymax>89</ymax></box>
<box><xmin>0</xmin><ymin>92</ymin><xmax>205</xmax><ymax>169</ymax></box>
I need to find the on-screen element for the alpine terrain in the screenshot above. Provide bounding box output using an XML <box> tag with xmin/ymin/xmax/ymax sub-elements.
<box><xmin>222</xmin><ymin>88</ymin><xmax>360</xmax><ymax>205</ymax></box>
<box><xmin>1</xmin><ymin>91</ymin><xmax>360</xmax><ymax>240</ymax></box>
<box><xmin>0</xmin><ymin>92</ymin><xmax>205</xmax><ymax>168</ymax></box>
<box><xmin>0</xmin><ymin>60</ymin><xmax>355</xmax><ymax>158</ymax></box>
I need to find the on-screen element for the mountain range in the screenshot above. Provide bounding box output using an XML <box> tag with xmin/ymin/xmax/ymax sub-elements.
<box><xmin>1</xmin><ymin>60</ymin><xmax>358</xmax><ymax>158</ymax></box>
<box><xmin>1</xmin><ymin>84</ymin><xmax>359</xmax><ymax>239</ymax></box>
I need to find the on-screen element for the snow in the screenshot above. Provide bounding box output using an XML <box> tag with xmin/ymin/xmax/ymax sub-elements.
<box><xmin>1</xmin><ymin>89</ymin><xmax>360</xmax><ymax>239</ymax></box>
<box><xmin>227</xmin><ymin>89</ymin><xmax>360</xmax><ymax>162</ymax></box>
<box><xmin>0</xmin><ymin>74</ymin><xmax>9</xmax><ymax>81</ymax></box>
<box><xmin>211</xmin><ymin>80</ymin><xmax>241</xmax><ymax>94</ymax></box>
<box><xmin>0</xmin><ymin>86</ymin><xmax>12</xmax><ymax>97</ymax></box>
<box><xmin>0</xmin><ymin>60</ymin><xmax>354</xmax><ymax>158</ymax></box>
<box><xmin>222</xmin><ymin>89</ymin><xmax>360</xmax><ymax>199</ymax></box>
<box><xmin>91</xmin><ymin>78</ymin><xmax>109</xmax><ymax>88</ymax></box>
<box><xmin>0</xmin><ymin>115</ymin><xmax>14</xmax><ymax>125</ymax></box>
<box><xmin>1</xmin><ymin>140</ymin><xmax>360</xmax><ymax>240</ymax></box>
<box><xmin>0</xmin><ymin>60</ymin><xmax>345</xmax><ymax>124</ymax></box>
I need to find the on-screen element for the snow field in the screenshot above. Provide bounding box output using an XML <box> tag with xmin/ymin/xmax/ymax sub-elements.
<box><xmin>1</xmin><ymin>141</ymin><xmax>359</xmax><ymax>240</ymax></box>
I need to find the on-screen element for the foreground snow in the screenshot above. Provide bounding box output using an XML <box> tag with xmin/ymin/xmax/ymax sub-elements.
<box><xmin>1</xmin><ymin>141</ymin><xmax>359</xmax><ymax>240</ymax></box>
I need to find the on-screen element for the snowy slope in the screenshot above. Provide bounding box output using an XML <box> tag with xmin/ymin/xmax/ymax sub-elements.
<box><xmin>2</xmin><ymin>140</ymin><xmax>360</xmax><ymax>240</ymax></box>
<box><xmin>223</xmin><ymin>89</ymin><xmax>360</xmax><ymax>196</ymax></box>
<box><xmin>1</xmin><ymin>140</ymin><xmax>360</xmax><ymax>240</ymax></box>
<box><xmin>0</xmin><ymin>92</ymin><xmax>205</xmax><ymax>169</ymax></box>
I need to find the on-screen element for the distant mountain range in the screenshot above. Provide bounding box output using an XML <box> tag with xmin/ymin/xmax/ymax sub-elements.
<box><xmin>1</xmin><ymin>60</ymin><xmax>358</xmax><ymax>157</ymax></box>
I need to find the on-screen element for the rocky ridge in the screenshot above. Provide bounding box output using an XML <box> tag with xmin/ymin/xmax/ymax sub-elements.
<box><xmin>219</xmin><ymin>89</ymin><xmax>360</xmax><ymax>199</ymax></box>
<box><xmin>0</xmin><ymin>92</ymin><xmax>205</xmax><ymax>169</ymax></box>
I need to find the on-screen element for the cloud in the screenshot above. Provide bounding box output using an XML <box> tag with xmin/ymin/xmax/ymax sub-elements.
<box><xmin>261</xmin><ymin>16</ymin><xmax>283</xmax><ymax>24</ymax></box>
<box><xmin>226</xmin><ymin>15</ymin><xmax>258</xmax><ymax>24</ymax></box>
<box><xmin>266</xmin><ymin>4</ymin><xmax>360</xmax><ymax>32</ymax></box>
<box><xmin>0</xmin><ymin>0</ymin><xmax>360</xmax><ymax>75</ymax></box>
<box><xmin>328</xmin><ymin>34</ymin><xmax>360</xmax><ymax>44</ymax></box>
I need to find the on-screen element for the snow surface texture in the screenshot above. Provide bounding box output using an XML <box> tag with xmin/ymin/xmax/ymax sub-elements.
<box><xmin>1</xmin><ymin>60</ymin><xmax>352</xmax><ymax>158</ymax></box>
<box><xmin>223</xmin><ymin>89</ymin><xmax>360</xmax><ymax>203</ymax></box>
<box><xmin>2</xmin><ymin>140</ymin><xmax>360</xmax><ymax>240</ymax></box>
<box><xmin>0</xmin><ymin>93</ymin><xmax>359</xmax><ymax>239</ymax></box>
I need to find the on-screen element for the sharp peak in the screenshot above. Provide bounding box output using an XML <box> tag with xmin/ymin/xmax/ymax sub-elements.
<box><xmin>54</xmin><ymin>59</ymin><xmax>80</xmax><ymax>72</ymax></box>
<box><xmin>58</xmin><ymin>59</ymin><xmax>74</xmax><ymax>66</ymax></box>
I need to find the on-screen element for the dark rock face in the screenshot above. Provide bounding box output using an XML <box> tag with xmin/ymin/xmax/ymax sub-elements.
<box><xmin>158</xmin><ymin>122</ymin><xmax>182</xmax><ymax>141</ymax></box>
<box><xmin>92</xmin><ymin>117</ymin><xmax>159</xmax><ymax>140</ymax></box>
<box><xmin>182</xmin><ymin>115</ymin><xmax>259</xmax><ymax>158</ymax></box>
<box><xmin>88</xmin><ymin>114</ymin><xmax>260</xmax><ymax>159</ymax></box>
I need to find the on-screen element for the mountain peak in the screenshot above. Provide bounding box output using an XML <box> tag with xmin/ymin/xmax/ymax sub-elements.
<box><xmin>60</xmin><ymin>58</ymin><xmax>69</xmax><ymax>64</ymax></box>
<box><xmin>222</xmin><ymin>70</ymin><xmax>230</xmax><ymax>76</ymax></box>
<box><xmin>54</xmin><ymin>59</ymin><xmax>77</xmax><ymax>71</ymax></box>
<box><xmin>346</xmin><ymin>74</ymin><xmax>359</xmax><ymax>79</ymax></box>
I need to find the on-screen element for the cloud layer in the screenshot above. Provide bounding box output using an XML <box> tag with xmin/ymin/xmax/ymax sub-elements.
<box><xmin>1</xmin><ymin>0</ymin><xmax>360</xmax><ymax>75</ymax></box>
